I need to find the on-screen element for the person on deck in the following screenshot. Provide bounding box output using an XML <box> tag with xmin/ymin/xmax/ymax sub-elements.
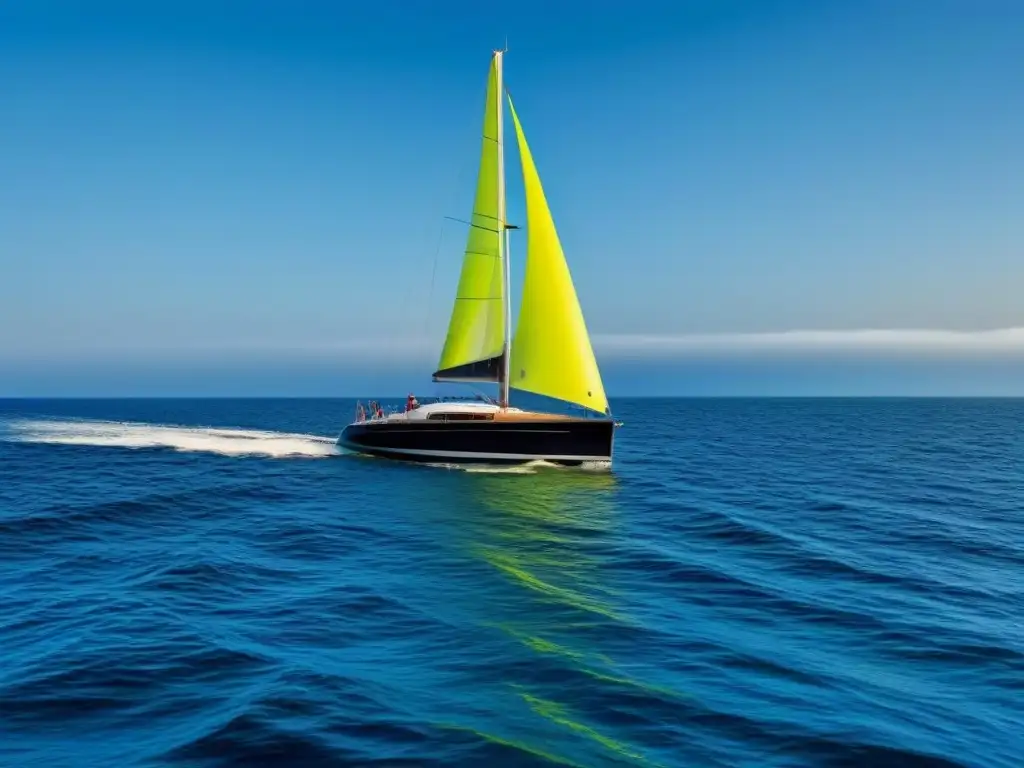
<box><xmin>406</xmin><ymin>393</ymin><xmax>418</xmax><ymax>412</ymax></box>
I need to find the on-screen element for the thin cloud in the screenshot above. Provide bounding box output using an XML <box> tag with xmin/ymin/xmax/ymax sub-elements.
<box><xmin>230</xmin><ymin>327</ymin><xmax>1024</xmax><ymax>355</ymax></box>
<box><xmin>6</xmin><ymin>328</ymin><xmax>1024</xmax><ymax>362</ymax></box>
<box><xmin>594</xmin><ymin>328</ymin><xmax>1024</xmax><ymax>356</ymax></box>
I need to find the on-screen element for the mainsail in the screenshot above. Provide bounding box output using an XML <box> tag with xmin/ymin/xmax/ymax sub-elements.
<box><xmin>506</xmin><ymin>96</ymin><xmax>609</xmax><ymax>415</ymax></box>
<box><xmin>433</xmin><ymin>55</ymin><xmax>506</xmax><ymax>382</ymax></box>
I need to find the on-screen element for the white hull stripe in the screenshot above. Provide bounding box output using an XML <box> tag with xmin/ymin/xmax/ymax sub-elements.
<box><xmin>337</xmin><ymin>442</ymin><xmax>610</xmax><ymax>463</ymax></box>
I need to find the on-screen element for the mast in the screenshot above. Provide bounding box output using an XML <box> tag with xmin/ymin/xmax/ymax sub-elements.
<box><xmin>495</xmin><ymin>48</ymin><xmax>512</xmax><ymax>408</ymax></box>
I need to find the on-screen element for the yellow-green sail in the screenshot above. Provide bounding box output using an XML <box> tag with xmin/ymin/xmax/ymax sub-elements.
<box><xmin>507</xmin><ymin>96</ymin><xmax>609</xmax><ymax>415</ymax></box>
<box><xmin>433</xmin><ymin>55</ymin><xmax>505</xmax><ymax>381</ymax></box>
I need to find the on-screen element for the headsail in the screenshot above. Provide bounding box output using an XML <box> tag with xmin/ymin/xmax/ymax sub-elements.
<box><xmin>433</xmin><ymin>55</ymin><xmax>505</xmax><ymax>382</ymax></box>
<box><xmin>506</xmin><ymin>96</ymin><xmax>609</xmax><ymax>415</ymax></box>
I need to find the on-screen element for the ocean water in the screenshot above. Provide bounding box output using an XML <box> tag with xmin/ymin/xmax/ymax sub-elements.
<box><xmin>1</xmin><ymin>397</ymin><xmax>1021</xmax><ymax>768</ymax></box>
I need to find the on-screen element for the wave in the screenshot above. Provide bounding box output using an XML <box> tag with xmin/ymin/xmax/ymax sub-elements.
<box><xmin>4</xmin><ymin>418</ymin><xmax>338</xmax><ymax>459</ymax></box>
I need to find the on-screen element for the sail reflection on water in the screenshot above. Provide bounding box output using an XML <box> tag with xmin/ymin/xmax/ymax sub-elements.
<box><xmin>432</xmin><ymin>468</ymin><xmax>663</xmax><ymax>766</ymax></box>
<box><xmin>471</xmin><ymin>467</ymin><xmax>622</xmax><ymax>624</ymax></box>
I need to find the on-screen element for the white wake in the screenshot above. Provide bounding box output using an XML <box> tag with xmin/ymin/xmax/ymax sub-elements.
<box><xmin>434</xmin><ymin>459</ymin><xmax>612</xmax><ymax>474</ymax></box>
<box><xmin>5</xmin><ymin>418</ymin><xmax>339</xmax><ymax>459</ymax></box>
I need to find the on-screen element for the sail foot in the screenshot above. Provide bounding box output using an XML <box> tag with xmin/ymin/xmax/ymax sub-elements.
<box><xmin>432</xmin><ymin>353</ymin><xmax>504</xmax><ymax>383</ymax></box>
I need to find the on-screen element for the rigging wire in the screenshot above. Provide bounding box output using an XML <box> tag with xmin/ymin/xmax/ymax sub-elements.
<box><xmin>413</xmin><ymin>72</ymin><xmax>494</xmax><ymax>382</ymax></box>
<box><xmin>422</xmin><ymin>222</ymin><xmax>445</xmax><ymax>341</ymax></box>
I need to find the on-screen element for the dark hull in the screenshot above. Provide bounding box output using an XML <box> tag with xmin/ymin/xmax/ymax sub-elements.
<box><xmin>337</xmin><ymin>417</ymin><xmax>615</xmax><ymax>466</ymax></box>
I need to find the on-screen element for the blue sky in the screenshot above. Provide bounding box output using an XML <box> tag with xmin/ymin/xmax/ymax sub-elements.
<box><xmin>1</xmin><ymin>0</ymin><xmax>1022</xmax><ymax>396</ymax></box>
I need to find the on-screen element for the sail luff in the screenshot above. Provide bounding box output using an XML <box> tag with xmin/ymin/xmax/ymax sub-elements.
<box><xmin>433</xmin><ymin>54</ymin><xmax>505</xmax><ymax>382</ymax></box>
<box><xmin>506</xmin><ymin>95</ymin><xmax>609</xmax><ymax>415</ymax></box>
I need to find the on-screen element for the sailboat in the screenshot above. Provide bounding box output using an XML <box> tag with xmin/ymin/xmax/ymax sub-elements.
<box><xmin>337</xmin><ymin>49</ymin><xmax>617</xmax><ymax>466</ymax></box>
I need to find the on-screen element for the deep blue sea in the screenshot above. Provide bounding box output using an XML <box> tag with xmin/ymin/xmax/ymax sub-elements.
<box><xmin>1</xmin><ymin>397</ymin><xmax>1021</xmax><ymax>767</ymax></box>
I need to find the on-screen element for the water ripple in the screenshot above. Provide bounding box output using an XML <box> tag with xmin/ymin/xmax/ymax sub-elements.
<box><xmin>1</xmin><ymin>398</ymin><xmax>1021</xmax><ymax>767</ymax></box>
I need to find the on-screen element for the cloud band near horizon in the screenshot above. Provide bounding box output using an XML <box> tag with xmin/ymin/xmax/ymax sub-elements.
<box><xmin>595</xmin><ymin>328</ymin><xmax>1024</xmax><ymax>355</ymax></box>
<box><xmin>4</xmin><ymin>328</ymin><xmax>1024</xmax><ymax>362</ymax></box>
